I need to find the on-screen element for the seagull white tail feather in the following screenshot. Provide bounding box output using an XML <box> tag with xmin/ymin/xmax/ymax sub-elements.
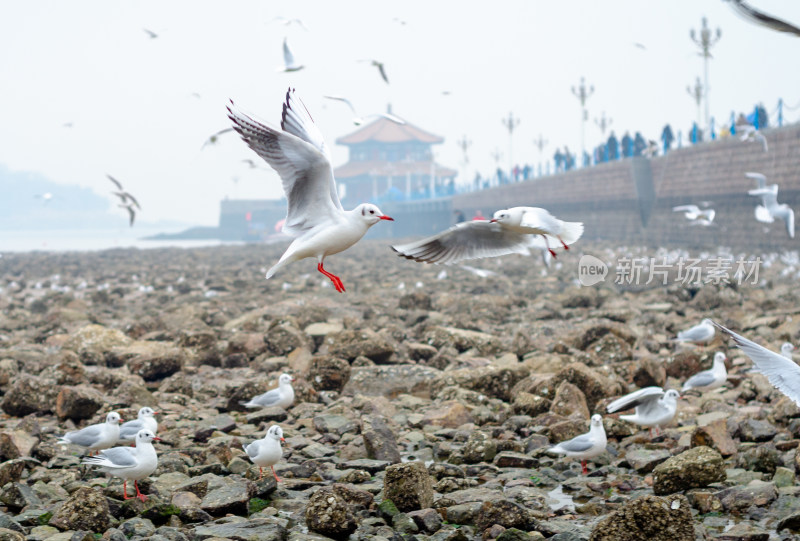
<box><xmin>558</xmin><ymin>221</ymin><xmax>584</xmax><ymax>245</ymax></box>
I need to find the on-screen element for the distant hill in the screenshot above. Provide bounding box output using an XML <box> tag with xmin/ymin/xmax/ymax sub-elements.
<box><xmin>0</xmin><ymin>165</ymin><xmax>187</xmax><ymax>231</ymax></box>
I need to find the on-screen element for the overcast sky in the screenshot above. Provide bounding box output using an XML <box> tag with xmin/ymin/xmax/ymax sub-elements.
<box><xmin>2</xmin><ymin>1</ymin><xmax>800</xmax><ymax>226</ymax></box>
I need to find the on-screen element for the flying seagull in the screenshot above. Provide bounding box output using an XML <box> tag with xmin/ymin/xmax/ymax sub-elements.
<box><xmin>227</xmin><ymin>88</ymin><xmax>394</xmax><ymax>292</ymax></box>
<box><xmin>360</xmin><ymin>59</ymin><xmax>389</xmax><ymax>83</ymax></box>
<box><xmin>724</xmin><ymin>0</ymin><xmax>800</xmax><ymax>37</ymax></box>
<box><xmin>201</xmin><ymin>127</ymin><xmax>234</xmax><ymax>149</ymax></box>
<box><xmin>107</xmin><ymin>175</ymin><xmax>140</xmax><ymax>226</ymax></box>
<box><xmin>748</xmin><ymin>184</ymin><xmax>795</xmax><ymax>238</ymax></box>
<box><xmin>740</xmin><ymin>125</ymin><xmax>768</xmax><ymax>152</ymax></box>
<box><xmin>392</xmin><ymin>206</ymin><xmax>583</xmax><ymax>265</ymax></box>
<box><xmin>607</xmin><ymin>387</ymin><xmax>680</xmax><ymax>437</ymax></box>
<box><xmin>672</xmin><ymin>205</ymin><xmax>716</xmax><ymax>226</ymax></box>
<box><xmin>271</xmin><ymin>16</ymin><xmax>309</xmax><ymax>31</ymax></box>
<box><xmin>323</xmin><ymin>95</ymin><xmax>406</xmax><ymax>126</ymax></box>
<box><xmin>142</xmin><ymin>28</ymin><xmax>159</xmax><ymax>39</ymax></box>
<box><xmin>278</xmin><ymin>37</ymin><xmax>304</xmax><ymax>72</ymax></box>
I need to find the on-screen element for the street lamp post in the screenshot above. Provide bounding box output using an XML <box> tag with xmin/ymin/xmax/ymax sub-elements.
<box><xmin>690</xmin><ymin>16</ymin><xmax>722</xmax><ymax>133</ymax></box>
<box><xmin>490</xmin><ymin>148</ymin><xmax>503</xmax><ymax>186</ymax></box>
<box><xmin>571</xmin><ymin>77</ymin><xmax>595</xmax><ymax>164</ymax></box>
<box><xmin>686</xmin><ymin>76</ymin><xmax>703</xmax><ymax>134</ymax></box>
<box><xmin>456</xmin><ymin>135</ymin><xmax>472</xmax><ymax>190</ymax></box>
<box><xmin>501</xmin><ymin>112</ymin><xmax>520</xmax><ymax>178</ymax></box>
<box><xmin>595</xmin><ymin>112</ymin><xmax>612</xmax><ymax>138</ymax></box>
<box><xmin>533</xmin><ymin>134</ymin><xmax>548</xmax><ymax>177</ymax></box>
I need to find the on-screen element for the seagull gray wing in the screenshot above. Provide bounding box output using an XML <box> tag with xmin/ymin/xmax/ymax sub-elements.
<box><xmin>606</xmin><ymin>387</ymin><xmax>664</xmax><ymax>413</ymax></box>
<box><xmin>714</xmin><ymin>321</ymin><xmax>800</xmax><ymax>406</ymax></box>
<box><xmin>94</xmin><ymin>446</ymin><xmax>138</xmax><ymax>468</ymax></box>
<box><xmin>391</xmin><ymin>221</ymin><xmax>534</xmax><ymax>265</ymax></box>
<box><xmin>749</xmin><ymin>186</ymin><xmax>779</xmax><ymax>207</ymax></box>
<box><xmin>557</xmin><ymin>433</ymin><xmax>594</xmax><ymax>453</ymax></box>
<box><xmin>106</xmin><ymin>174</ymin><xmax>124</xmax><ymax>191</ymax></box>
<box><xmin>727</xmin><ymin>0</ymin><xmax>800</xmax><ymax>37</ymax></box>
<box><xmin>119</xmin><ymin>420</ymin><xmax>145</xmax><ymax>440</ymax></box>
<box><xmin>377</xmin><ymin>63</ymin><xmax>389</xmax><ymax>84</ymax></box>
<box><xmin>683</xmin><ymin>371</ymin><xmax>717</xmax><ymax>390</ymax></box>
<box><xmin>242</xmin><ymin>388</ymin><xmax>281</xmax><ymax>408</ymax></box>
<box><xmin>63</xmin><ymin>425</ymin><xmax>104</xmax><ymax>447</ymax></box>
<box><xmin>202</xmin><ymin>127</ymin><xmax>234</xmax><ymax>149</ymax></box>
<box><xmin>228</xmin><ymin>91</ymin><xmax>342</xmax><ymax>237</ymax></box>
<box><xmin>244</xmin><ymin>440</ymin><xmax>262</xmax><ymax>459</ymax></box>
<box><xmin>677</xmin><ymin>324</ymin><xmax>712</xmax><ymax>342</ymax></box>
<box><xmin>673</xmin><ymin>205</ymin><xmax>700</xmax><ymax>214</ymax></box>
<box><xmin>119</xmin><ymin>204</ymin><xmax>136</xmax><ymax>226</ymax></box>
<box><xmin>123</xmin><ymin>192</ymin><xmax>141</xmax><ymax>209</ymax></box>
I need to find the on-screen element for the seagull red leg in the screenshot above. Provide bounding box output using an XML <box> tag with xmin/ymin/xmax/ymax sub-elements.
<box><xmin>581</xmin><ymin>460</ymin><xmax>588</xmax><ymax>475</ymax></box>
<box><xmin>135</xmin><ymin>480</ymin><xmax>147</xmax><ymax>502</ymax></box>
<box><xmin>272</xmin><ymin>465</ymin><xmax>281</xmax><ymax>483</ymax></box>
<box><xmin>542</xmin><ymin>235</ymin><xmax>557</xmax><ymax>258</ymax></box>
<box><xmin>317</xmin><ymin>262</ymin><xmax>346</xmax><ymax>293</ymax></box>
<box><xmin>123</xmin><ymin>481</ymin><xmax>130</xmax><ymax>500</ymax></box>
<box><xmin>558</xmin><ymin>236</ymin><xmax>569</xmax><ymax>250</ymax></box>
<box><xmin>259</xmin><ymin>467</ymin><xmax>263</xmax><ymax>479</ymax></box>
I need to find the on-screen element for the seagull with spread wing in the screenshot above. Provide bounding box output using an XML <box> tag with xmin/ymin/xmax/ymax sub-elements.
<box><xmin>607</xmin><ymin>387</ymin><xmax>680</xmax><ymax>437</ymax></box>
<box><xmin>672</xmin><ymin>204</ymin><xmax>716</xmax><ymax>226</ymax></box>
<box><xmin>748</xmin><ymin>184</ymin><xmax>795</xmax><ymax>238</ymax></box>
<box><xmin>360</xmin><ymin>59</ymin><xmax>389</xmax><ymax>83</ymax></box>
<box><xmin>725</xmin><ymin>0</ymin><xmax>800</xmax><ymax>37</ymax></box>
<box><xmin>278</xmin><ymin>37</ymin><xmax>304</xmax><ymax>72</ymax></box>
<box><xmin>323</xmin><ymin>95</ymin><xmax>406</xmax><ymax>126</ymax></box>
<box><xmin>227</xmin><ymin>88</ymin><xmax>393</xmax><ymax>292</ymax></box>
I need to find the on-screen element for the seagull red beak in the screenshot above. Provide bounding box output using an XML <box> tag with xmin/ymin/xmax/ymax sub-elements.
<box><xmin>152</xmin><ymin>436</ymin><xmax>162</xmax><ymax>442</ymax></box>
<box><xmin>489</xmin><ymin>218</ymin><xmax>497</xmax><ymax>223</ymax></box>
<box><xmin>280</xmin><ymin>437</ymin><xmax>286</xmax><ymax>444</ymax></box>
<box><xmin>379</xmin><ymin>215</ymin><xmax>394</xmax><ymax>221</ymax></box>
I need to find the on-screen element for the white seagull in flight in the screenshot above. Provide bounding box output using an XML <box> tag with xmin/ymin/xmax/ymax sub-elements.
<box><xmin>227</xmin><ymin>88</ymin><xmax>393</xmax><ymax>293</ymax></box>
<box><xmin>323</xmin><ymin>95</ymin><xmax>406</xmax><ymax>126</ymax></box>
<box><xmin>278</xmin><ymin>38</ymin><xmax>304</xmax><ymax>72</ymax></box>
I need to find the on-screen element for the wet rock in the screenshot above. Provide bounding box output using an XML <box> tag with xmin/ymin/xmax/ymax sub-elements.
<box><xmin>63</xmin><ymin>324</ymin><xmax>132</xmax><ymax>365</ymax></box>
<box><xmin>716</xmin><ymin>481</ymin><xmax>778</xmax><ymax>513</ymax></box>
<box><xmin>120</xmin><ymin>517</ymin><xmax>156</xmax><ymax>538</ymax></box>
<box><xmin>772</xmin><ymin>466</ymin><xmax>795</xmax><ymax>488</ymax></box>
<box><xmin>550</xmin><ymin>363</ymin><xmax>622</xmax><ymax>410</ymax></box>
<box><xmin>0</xmin><ymin>429</ymin><xmax>38</xmax><ymax>460</ymax></box>
<box><xmin>567</xmin><ymin>320</ymin><xmax>636</xmax><ymax>350</ymax></box>
<box><xmin>431</xmin><ymin>365</ymin><xmax>528</xmax><ymax>402</ymax></box>
<box><xmin>407</xmin><ymin>508</ymin><xmax>442</xmax><ymax>533</ymax></box>
<box><xmin>313</xmin><ymin>414</ymin><xmax>358</xmax><ymax>436</ymax></box>
<box><xmin>0</xmin><ymin>460</ymin><xmax>25</xmax><ymax>486</ymax></box>
<box><xmin>361</xmin><ymin>415</ymin><xmax>401</xmax><ymax>464</ymax></box>
<box><xmin>549</xmin><ymin>381</ymin><xmax>589</xmax><ymax>420</ymax></box>
<box><xmin>109</xmin><ymin>342</ymin><xmax>185</xmax><ymax>381</ymax></box>
<box><xmin>408</xmin><ymin>342</ymin><xmax>438</xmax><ymax>361</ymax></box>
<box><xmin>325</xmin><ymin>329</ymin><xmax>394</xmax><ymax>363</ymax></box>
<box><xmin>55</xmin><ymin>385</ymin><xmax>105</xmax><ymax>420</ymax></box>
<box><xmin>384</xmin><ymin>461</ymin><xmax>434</xmax><ymax>512</ymax></box>
<box><xmin>512</xmin><ymin>392</ymin><xmax>551</xmax><ymax>417</ymax></box>
<box><xmin>307</xmin><ymin>355</ymin><xmax>350</xmax><ymax>392</ymax></box>
<box><xmin>462</xmin><ymin>431</ymin><xmax>497</xmax><ymax>464</ymax></box>
<box><xmin>0</xmin><ymin>482</ymin><xmax>41</xmax><ymax>510</ymax></box>
<box><xmin>632</xmin><ymin>356</ymin><xmax>666</xmax><ymax>388</ymax></box>
<box><xmin>343</xmin><ymin>364</ymin><xmax>441</xmax><ymax>397</ymax></box>
<box><xmin>424</xmin><ymin>326</ymin><xmax>502</xmax><ymax>356</ymax></box>
<box><xmin>589</xmin><ymin>494</ymin><xmax>693</xmax><ymax>541</ymax></box>
<box><xmin>493</xmin><ymin>452</ymin><xmax>536</xmax><ymax>469</ymax></box>
<box><xmin>1</xmin><ymin>376</ymin><xmax>54</xmax><ymax>416</ymax></box>
<box><xmin>399</xmin><ymin>292</ymin><xmax>433</xmax><ymax>310</ymax></box>
<box><xmin>421</xmin><ymin>401</ymin><xmax>474</xmax><ymax>428</ymax></box>
<box><xmin>266</xmin><ymin>318</ymin><xmax>309</xmax><ymax>356</ymax></box>
<box><xmin>664</xmin><ymin>350</ymin><xmax>703</xmax><ymax>380</ymax></box>
<box><xmin>192</xmin><ymin>518</ymin><xmax>287</xmax><ymax>540</ymax></box>
<box><xmin>305</xmin><ymin>486</ymin><xmax>358</xmax><ymax>538</ymax></box>
<box><xmin>0</xmin><ymin>528</ymin><xmax>24</xmax><ymax>541</ymax></box>
<box><xmin>475</xmin><ymin>499</ymin><xmax>533</xmax><ymax>532</ymax></box>
<box><xmin>623</xmin><ymin>448</ymin><xmax>672</xmax><ymax>474</ymax></box>
<box><xmin>199</xmin><ymin>476</ymin><xmax>254</xmax><ymax>515</ymax></box>
<box><xmin>652</xmin><ymin>446</ymin><xmax>726</xmax><ymax>495</ymax></box>
<box><xmin>690</xmin><ymin>418</ymin><xmax>737</xmax><ymax>457</ymax></box>
<box><xmin>714</xmin><ymin>522</ymin><xmax>769</xmax><ymax>541</ymax></box>
<box><xmin>48</xmin><ymin>486</ymin><xmax>111</xmax><ymax>533</ymax></box>
<box><xmin>736</xmin><ymin>445</ymin><xmax>782</xmax><ymax>475</ymax></box>
<box><xmin>737</xmin><ymin>418</ymin><xmax>778</xmax><ymax>442</ymax></box>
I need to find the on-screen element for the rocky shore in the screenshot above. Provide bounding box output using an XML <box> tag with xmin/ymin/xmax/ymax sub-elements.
<box><xmin>1</xmin><ymin>240</ymin><xmax>800</xmax><ymax>540</ymax></box>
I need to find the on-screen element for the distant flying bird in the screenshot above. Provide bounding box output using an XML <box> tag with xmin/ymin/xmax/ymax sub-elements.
<box><xmin>35</xmin><ymin>193</ymin><xmax>54</xmax><ymax>205</ymax></box>
<box><xmin>107</xmin><ymin>174</ymin><xmax>140</xmax><ymax>226</ymax></box>
<box><xmin>323</xmin><ymin>95</ymin><xmax>406</xmax><ymax>126</ymax></box>
<box><xmin>271</xmin><ymin>16</ymin><xmax>309</xmax><ymax>31</ymax></box>
<box><xmin>62</xmin><ymin>122</ymin><xmax>73</xmax><ymax>128</ymax></box>
<box><xmin>392</xmin><ymin>206</ymin><xmax>583</xmax><ymax>264</ymax></box>
<box><xmin>142</xmin><ymin>28</ymin><xmax>158</xmax><ymax>39</ymax></box>
<box><xmin>119</xmin><ymin>203</ymin><xmax>137</xmax><ymax>227</ymax></box>
<box><xmin>643</xmin><ymin>140</ymin><xmax>659</xmax><ymax>157</ymax></box>
<box><xmin>360</xmin><ymin>59</ymin><xmax>389</xmax><ymax>83</ymax></box>
<box><xmin>241</xmin><ymin>159</ymin><xmax>260</xmax><ymax>169</ymax></box>
<box><xmin>278</xmin><ymin>37</ymin><xmax>304</xmax><ymax>72</ymax></box>
<box><xmin>393</xmin><ymin>17</ymin><xmax>408</xmax><ymax>25</ymax></box>
<box><xmin>746</xmin><ymin>172</ymin><xmax>774</xmax><ymax>223</ymax></box>
<box><xmin>724</xmin><ymin>0</ymin><xmax>800</xmax><ymax>37</ymax></box>
<box><xmin>672</xmin><ymin>205</ymin><xmax>716</xmax><ymax>226</ymax></box>
<box><xmin>634</xmin><ymin>42</ymin><xmax>647</xmax><ymax>50</ymax></box>
<box><xmin>201</xmin><ymin>127</ymin><xmax>234</xmax><ymax>149</ymax></box>
<box><xmin>227</xmin><ymin>88</ymin><xmax>394</xmax><ymax>292</ymax></box>
<box><xmin>740</xmin><ymin>125</ymin><xmax>768</xmax><ymax>152</ymax></box>
<box><xmin>748</xmin><ymin>184</ymin><xmax>795</xmax><ymax>238</ymax></box>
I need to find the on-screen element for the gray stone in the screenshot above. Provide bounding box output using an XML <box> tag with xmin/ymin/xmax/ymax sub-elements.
<box><xmin>462</xmin><ymin>431</ymin><xmax>497</xmax><ymax>464</ymax></box>
<box><xmin>0</xmin><ymin>483</ymin><xmax>41</xmax><ymax>510</ymax></box>
<box><xmin>361</xmin><ymin>415</ymin><xmax>401</xmax><ymax>464</ymax></box>
<box><xmin>384</xmin><ymin>461</ymin><xmax>434</xmax><ymax>512</ymax></box>
<box><xmin>199</xmin><ymin>476</ymin><xmax>254</xmax><ymax>515</ymax></box>
<box><xmin>307</xmin><ymin>355</ymin><xmax>350</xmax><ymax>392</ymax></box>
<box><xmin>48</xmin><ymin>486</ymin><xmax>111</xmax><ymax>533</ymax></box>
<box><xmin>493</xmin><ymin>452</ymin><xmax>536</xmax><ymax>469</ymax></box>
<box><xmin>305</xmin><ymin>487</ymin><xmax>358</xmax><ymax>538</ymax></box>
<box><xmin>312</xmin><ymin>414</ymin><xmax>359</xmax><ymax>436</ymax></box>
<box><xmin>120</xmin><ymin>517</ymin><xmax>156</xmax><ymax>538</ymax></box>
<box><xmin>408</xmin><ymin>508</ymin><xmax>443</xmax><ymax>534</ymax></box>
<box><xmin>589</xmin><ymin>494</ymin><xmax>693</xmax><ymax>541</ymax></box>
<box><xmin>55</xmin><ymin>385</ymin><xmax>105</xmax><ymax>420</ymax></box>
<box><xmin>716</xmin><ymin>481</ymin><xmax>778</xmax><ymax>513</ymax></box>
<box><xmin>192</xmin><ymin>518</ymin><xmax>287</xmax><ymax>540</ymax></box>
<box><xmin>624</xmin><ymin>448</ymin><xmax>672</xmax><ymax>474</ymax></box>
<box><xmin>738</xmin><ymin>419</ymin><xmax>778</xmax><ymax>442</ymax></box>
<box><xmin>475</xmin><ymin>499</ymin><xmax>533</xmax><ymax>532</ymax></box>
<box><xmin>652</xmin><ymin>446</ymin><xmax>726</xmax><ymax>495</ymax></box>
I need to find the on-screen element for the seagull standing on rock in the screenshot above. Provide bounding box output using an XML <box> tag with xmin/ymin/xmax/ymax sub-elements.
<box><xmin>57</xmin><ymin>412</ymin><xmax>122</xmax><ymax>455</ymax></box>
<box><xmin>228</xmin><ymin>89</ymin><xmax>393</xmax><ymax>292</ymax></box>
<box><xmin>392</xmin><ymin>207</ymin><xmax>582</xmax><ymax>264</ymax></box>
<box><xmin>82</xmin><ymin>429</ymin><xmax>161</xmax><ymax>502</ymax></box>
<box><xmin>673</xmin><ymin>318</ymin><xmax>715</xmax><ymax>344</ymax></box>
<box><xmin>241</xmin><ymin>373</ymin><xmax>295</xmax><ymax>409</ymax></box>
<box><xmin>118</xmin><ymin>407</ymin><xmax>159</xmax><ymax>444</ymax></box>
<box><xmin>548</xmin><ymin>414</ymin><xmax>607</xmax><ymax>475</ymax></box>
<box><xmin>682</xmin><ymin>352</ymin><xmax>728</xmax><ymax>392</ymax></box>
<box><xmin>606</xmin><ymin>387</ymin><xmax>680</xmax><ymax>438</ymax></box>
<box><xmin>243</xmin><ymin>425</ymin><xmax>285</xmax><ymax>482</ymax></box>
